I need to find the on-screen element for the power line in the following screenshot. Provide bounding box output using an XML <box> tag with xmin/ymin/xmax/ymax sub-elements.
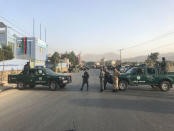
<box><xmin>149</xmin><ymin>42</ymin><xmax>174</xmax><ymax>52</ymax></box>
<box><xmin>0</xmin><ymin>16</ymin><xmax>31</xmax><ymax>36</ymax></box>
<box><xmin>123</xmin><ymin>31</ymin><xmax>174</xmax><ymax>50</ymax></box>
<box><xmin>118</xmin><ymin>30</ymin><xmax>174</xmax><ymax>60</ymax></box>
<box><xmin>47</xmin><ymin>47</ymin><xmax>58</xmax><ymax>52</ymax></box>
<box><xmin>8</xmin><ymin>26</ymin><xmax>25</xmax><ymax>36</ymax></box>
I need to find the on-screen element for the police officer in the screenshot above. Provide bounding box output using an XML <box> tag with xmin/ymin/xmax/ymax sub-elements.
<box><xmin>161</xmin><ymin>57</ymin><xmax>167</xmax><ymax>74</ymax></box>
<box><xmin>104</xmin><ymin>68</ymin><xmax>110</xmax><ymax>90</ymax></box>
<box><xmin>99</xmin><ymin>68</ymin><xmax>105</xmax><ymax>92</ymax></box>
<box><xmin>112</xmin><ymin>68</ymin><xmax>120</xmax><ymax>92</ymax></box>
<box><xmin>81</xmin><ymin>68</ymin><xmax>89</xmax><ymax>91</ymax></box>
<box><xmin>23</xmin><ymin>62</ymin><xmax>30</xmax><ymax>74</ymax></box>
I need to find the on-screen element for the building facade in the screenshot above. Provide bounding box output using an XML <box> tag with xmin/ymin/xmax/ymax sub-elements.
<box><xmin>15</xmin><ymin>37</ymin><xmax>47</xmax><ymax>67</ymax></box>
<box><xmin>0</xmin><ymin>22</ymin><xmax>8</xmax><ymax>46</ymax></box>
<box><xmin>57</xmin><ymin>58</ymin><xmax>70</xmax><ymax>73</ymax></box>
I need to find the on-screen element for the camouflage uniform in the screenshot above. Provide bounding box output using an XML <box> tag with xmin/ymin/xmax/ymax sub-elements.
<box><xmin>112</xmin><ymin>69</ymin><xmax>120</xmax><ymax>91</ymax></box>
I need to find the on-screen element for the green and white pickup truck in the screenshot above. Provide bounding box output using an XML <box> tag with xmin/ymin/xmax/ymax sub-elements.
<box><xmin>118</xmin><ymin>66</ymin><xmax>174</xmax><ymax>92</ymax></box>
<box><xmin>8</xmin><ymin>67</ymin><xmax>72</xmax><ymax>91</ymax></box>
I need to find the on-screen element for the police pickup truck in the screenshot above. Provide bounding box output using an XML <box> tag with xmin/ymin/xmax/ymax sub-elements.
<box><xmin>117</xmin><ymin>66</ymin><xmax>174</xmax><ymax>92</ymax></box>
<box><xmin>8</xmin><ymin>67</ymin><xmax>72</xmax><ymax>91</ymax></box>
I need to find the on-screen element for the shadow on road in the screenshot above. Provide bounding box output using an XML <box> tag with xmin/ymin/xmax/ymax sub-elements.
<box><xmin>71</xmin><ymin>97</ymin><xmax>174</xmax><ymax>114</ymax></box>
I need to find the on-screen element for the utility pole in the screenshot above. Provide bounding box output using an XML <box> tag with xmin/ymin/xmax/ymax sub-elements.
<box><xmin>33</xmin><ymin>18</ymin><xmax>35</xmax><ymax>37</ymax></box>
<box><xmin>40</xmin><ymin>23</ymin><xmax>42</xmax><ymax>40</ymax></box>
<box><xmin>120</xmin><ymin>49</ymin><xmax>123</xmax><ymax>66</ymax></box>
<box><xmin>45</xmin><ymin>28</ymin><xmax>46</xmax><ymax>42</ymax></box>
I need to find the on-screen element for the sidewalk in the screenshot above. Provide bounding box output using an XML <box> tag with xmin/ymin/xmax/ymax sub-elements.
<box><xmin>0</xmin><ymin>82</ymin><xmax>16</xmax><ymax>93</ymax></box>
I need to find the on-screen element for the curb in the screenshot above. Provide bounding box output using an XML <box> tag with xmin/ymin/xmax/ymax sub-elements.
<box><xmin>0</xmin><ymin>86</ymin><xmax>14</xmax><ymax>93</ymax></box>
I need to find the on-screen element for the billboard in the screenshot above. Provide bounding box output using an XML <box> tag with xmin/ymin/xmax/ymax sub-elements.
<box><xmin>37</xmin><ymin>39</ymin><xmax>47</xmax><ymax>48</ymax></box>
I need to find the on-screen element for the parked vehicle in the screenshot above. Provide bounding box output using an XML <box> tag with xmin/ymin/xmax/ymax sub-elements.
<box><xmin>118</xmin><ymin>66</ymin><xmax>174</xmax><ymax>91</ymax></box>
<box><xmin>8</xmin><ymin>67</ymin><xmax>72</xmax><ymax>91</ymax></box>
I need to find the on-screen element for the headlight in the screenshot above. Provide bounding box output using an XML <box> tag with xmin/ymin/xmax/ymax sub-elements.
<box><xmin>58</xmin><ymin>76</ymin><xmax>65</xmax><ymax>80</ymax></box>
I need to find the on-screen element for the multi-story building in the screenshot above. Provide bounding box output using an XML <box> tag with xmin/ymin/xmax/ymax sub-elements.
<box><xmin>15</xmin><ymin>37</ymin><xmax>47</xmax><ymax>67</ymax></box>
<box><xmin>0</xmin><ymin>22</ymin><xmax>47</xmax><ymax>68</ymax></box>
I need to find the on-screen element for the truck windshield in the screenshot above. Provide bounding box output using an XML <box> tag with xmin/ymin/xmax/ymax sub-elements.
<box><xmin>126</xmin><ymin>67</ymin><xmax>137</xmax><ymax>74</ymax></box>
<box><xmin>45</xmin><ymin>68</ymin><xmax>57</xmax><ymax>75</ymax></box>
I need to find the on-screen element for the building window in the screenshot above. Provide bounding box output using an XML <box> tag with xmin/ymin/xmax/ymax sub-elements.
<box><xmin>17</xmin><ymin>43</ymin><xmax>22</xmax><ymax>48</ymax></box>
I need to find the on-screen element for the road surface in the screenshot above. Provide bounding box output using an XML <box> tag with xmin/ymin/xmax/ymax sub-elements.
<box><xmin>0</xmin><ymin>69</ymin><xmax>174</xmax><ymax>131</ymax></box>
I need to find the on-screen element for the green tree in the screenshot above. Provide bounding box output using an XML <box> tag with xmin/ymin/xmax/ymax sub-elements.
<box><xmin>61</xmin><ymin>51</ymin><xmax>78</xmax><ymax>66</ymax></box>
<box><xmin>0</xmin><ymin>45</ymin><xmax>14</xmax><ymax>61</ymax></box>
<box><xmin>50</xmin><ymin>52</ymin><xmax>60</xmax><ymax>71</ymax></box>
<box><xmin>86</xmin><ymin>61</ymin><xmax>95</xmax><ymax>66</ymax></box>
<box><xmin>145</xmin><ymin>52</ymin><xmax>159</xmax><ymax>66</ymax></box>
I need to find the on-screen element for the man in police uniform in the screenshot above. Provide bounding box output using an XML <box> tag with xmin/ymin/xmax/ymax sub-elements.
<box><xmin>104</xmin><ymin>68</ymin><xmax>110</xmax><ymax>90</ymax></box>
<box><xmin>99</xmin><ymin>68</ymin><xmax>105</xmax><ymax>92</ymax></box>
<box><xmin>112</xmin><ymin>68</ymin><xmax>120</xmax><ymax>92</ymax></box>
<box><xmin>23</xmin><ymin>62</ymin><xmax>30</xmax><ymax>74</ymax></box>
<box><xmin>81</xmin><ymin>69</ymin><xmax>89</xmax><ymax>91</ymax></box>
<box><xmin>161</xmin><ymin>57</ymin><xmax>167</xmax><ymax>74</ymax></box>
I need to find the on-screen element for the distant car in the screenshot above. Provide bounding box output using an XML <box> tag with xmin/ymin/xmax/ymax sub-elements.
<box><xmin>79</xmin><ymin>66</ymin><xmax>89</xmax><ymax>71</ymax></box>
<box><xmin>8</xmin><ymin>67</ymin><xmax>72</xmax><ymax>91</ymax></box>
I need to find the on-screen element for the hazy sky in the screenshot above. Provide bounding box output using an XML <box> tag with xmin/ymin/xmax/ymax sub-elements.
<box><xmin>1</xmin><ymin>0</ymin><xmax>174</xmax><ymax>58</ymax></box>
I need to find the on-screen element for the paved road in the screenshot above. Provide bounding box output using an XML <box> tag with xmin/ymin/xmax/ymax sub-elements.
<box><xmin>0</xmin><ymin>69</ymin><xmax>174</xmax><ymax>131</ymax></box>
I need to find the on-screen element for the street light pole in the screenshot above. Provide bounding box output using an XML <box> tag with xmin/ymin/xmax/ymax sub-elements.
<box><xmin>120</xmin><ymin>49</ymin><xmax>123</xmax><ymax>66</ymax></box>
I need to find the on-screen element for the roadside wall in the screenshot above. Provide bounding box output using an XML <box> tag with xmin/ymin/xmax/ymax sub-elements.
<box><xmin>0</xmin><ymin>70</ymin><xmax>21</xmax><ymax>84</ymax></box>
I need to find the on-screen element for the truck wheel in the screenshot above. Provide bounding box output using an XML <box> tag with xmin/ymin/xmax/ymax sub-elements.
<box><xmin>119</xmin><ymin>80</ymin><xmax>128</xmax><ymax>91</ymax></box>
<box><xmin>160</xmin><ymin>81</ymin><xmax>171</xmax><ymax>92</ymax></box>
<box><xmin>50</xmin><ymin>81</ymin><xmax>57</xmax><ymax>91</ymax></box>
<box><xmin>17</xmin><ymin>82</ymin><xmax>25</xmax><ymax>90</ymax></box>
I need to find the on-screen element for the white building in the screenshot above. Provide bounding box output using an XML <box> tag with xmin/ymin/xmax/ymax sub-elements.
<box><xmin>15</xmin><ymin>37</ymin><xmax>47</xmax><ymax>67</ymax></box>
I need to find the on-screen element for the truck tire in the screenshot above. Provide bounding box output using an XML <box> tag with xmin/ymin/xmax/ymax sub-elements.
<box><xmin>160</xmin><ymin>81</ymin><xmax>171</xmax><ymax>92</ymax></box>
<box><xmin>17</xmin><ymin>82</ymin><xmax>25</xmax><ymax>90</ymax></box>
<box><xmin>50</xmin><ymin>81</ymin><xmax>57</xmax><ymax>91</ymax></box>
<box><xmin>119</xmin><ymin>80</ymin><xmax>128</xmax><ymax>91</ymax></box>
